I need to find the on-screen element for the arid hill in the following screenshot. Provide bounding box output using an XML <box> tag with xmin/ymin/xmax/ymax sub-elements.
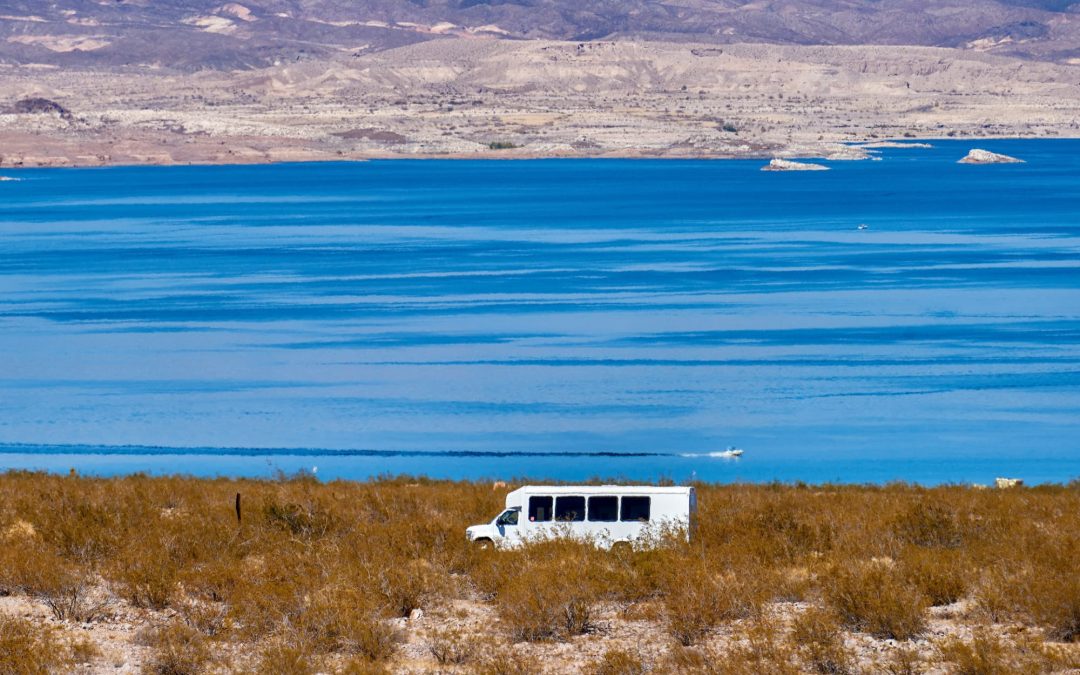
<box><xmin>1</xmin><ymin>39</ymin><xmax>1078</xmax><ymax>167</ymax></box>
<box><xmin>1</xmin><ymin>0</ymin><xmax>1080</xmax><ymax>71</ymax></box>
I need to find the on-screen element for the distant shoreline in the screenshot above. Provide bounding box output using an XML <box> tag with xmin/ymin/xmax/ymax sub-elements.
<box><xmin>1</xmin><ymin>136</ymin><xmax>1073</xmax><ymax>171</ymax></box>
<box><xmin>3</xmin><ymin>442</ymin><xmax>1076</xmax><ymax>486</ymax></box>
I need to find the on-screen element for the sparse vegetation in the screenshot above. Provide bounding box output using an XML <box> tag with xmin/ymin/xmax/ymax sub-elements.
<box><xmin>935</xmin><ymin>628</ymin><xmax>1080</xmax><ymax>674</ymax></box>
<box><xmin>0</xmin><ymin>616</ymin><xmax>72</xmax><ymax>674</ymax></box>
<box><xmin>823</xmin><ymin>559</ymin><xmax>929</xmax><ymax>639</ymax></box>
<box><xmin>791</xmin><ymin>607</ymin><xmax>853</xmax><ymax>674</ymax></box>
<box><xmin>589</xmin><ymin>647</ymin><xmax>650</xmax><ymax>674</ymax></box>
<box><xmin>140</xmin><ymin>622</ymin><xmax>211</xmax><ymax>675</ymax></box>
<box><xmin>0</xmin><ymin>473</ymin><xmax>1077</xmax><ymax>672</ymax></box>
<box><xmin>428</xmin><ymin>626</ymin><xmax>478</xmax><ymax>665</ymax></box>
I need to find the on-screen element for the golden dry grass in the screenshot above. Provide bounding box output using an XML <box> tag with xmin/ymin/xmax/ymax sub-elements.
<box><xmin>0</xmin><ymin>472</ymin><xmax>1078</xmax><ymax>673</ymax></box>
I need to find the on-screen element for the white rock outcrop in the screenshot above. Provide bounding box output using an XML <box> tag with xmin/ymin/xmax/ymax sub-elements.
<box><xmin>761</xmin><ymin>158</ymin><xmax>829</xmax><ymax>172</ymax></box>
<box><xmin>958</xmin><ymin>149</ymin><xmax>1024</xmax><ymax>164</ymax></box>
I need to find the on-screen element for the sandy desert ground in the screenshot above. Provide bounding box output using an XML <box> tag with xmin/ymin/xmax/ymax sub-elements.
<box><xmin>4</xmin><ymin>590</ymin><xmax>1079</xmax><ymax>674</ymax></box>
<box><xmin>1</xmin><ymin>476</ymin><xmax>1078</xmax><ymax>674</ymax></box>
<box><xmin>2</xmin><ymin>40</ymin><xmax>1080</xmax><ymax>167</ymax></box>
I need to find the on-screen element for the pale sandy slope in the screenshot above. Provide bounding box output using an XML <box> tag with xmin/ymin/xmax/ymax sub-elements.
<box><xmin>1</xmin><ymin>39</ymin><xmax>1079</xmax><ymax>167</ymax></box>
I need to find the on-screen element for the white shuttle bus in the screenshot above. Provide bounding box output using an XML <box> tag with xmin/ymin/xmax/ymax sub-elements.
<box><xmin>465</xmin><ymin>485</ymin><xmax>696</xmax><ymax>549</ymax></box>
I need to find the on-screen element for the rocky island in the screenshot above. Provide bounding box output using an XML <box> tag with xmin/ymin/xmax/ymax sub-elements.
<box><xmin>959</xmin><ymin>149</ymin><xmax>1025</xmax><ymax>164</ymax></box>
<box><xmin>762</xmin><ymin>158</ymin><xmax>830</xmax><ymax>171</ymax></box>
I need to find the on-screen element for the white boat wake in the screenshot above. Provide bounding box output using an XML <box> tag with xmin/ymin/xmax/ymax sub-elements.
<box><xmin>680</xmin><ymin>447</ymin><xmax>744</xmax><ymax>458</ymax></box>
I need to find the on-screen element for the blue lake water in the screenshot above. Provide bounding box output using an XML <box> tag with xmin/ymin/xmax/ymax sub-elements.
<box><xmin>1</xmin><ymin>139</ymin><xmax>1078</xmax><ymax>484</ymax></box>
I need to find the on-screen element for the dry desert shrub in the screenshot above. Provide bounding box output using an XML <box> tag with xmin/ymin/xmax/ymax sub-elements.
<box><xmin>35</xmin><ymin>565</ymin><xmax>107</xmax><ymax>623</ymax></box>
<box><xmin>664</xmin><ymin>645</ymin><xmax>717</xmax><ymax>673</ymax></box>
<box><xmin>970</xmin><ymin>564</ymin><xmax>1025</xmax><ymax>624</ymax></box>
<box><xmin>427</xmin><ymin>626</ymin><xmax>479</xmax><ymax>665</ymax></box>
<box><xmin>823</xmin><ymin>559</ymin><xmax>928</xmax><ymax>639</ymax></box>
<box><xmin>934</xmin><ymin>628</ymin><xmax>1080</xmax><ymax>674</ymax></box>
<box><xmin>771</xmin><ymin>565</ymin><xmax>816</xmax><ymax>603</ymax></box>
<box><xmin>178</xmin><ymin>599</ymin><xmax>230</xmax><ymax>638</ymax></box>
<box><xmin>899</xmin><ymin>546</ymin><xmax>970</xmax><ymax>607</ymax></box>
<box><xmin>263</xmin><ymin>498</ymin><xmax>337</xmax><ymax>539</ymax></box>
<box><xmin>661</xmin><ymin>620</ymin><xmax>801</xmax><ymax>674</ymax></box>
<box><xmin>746</xmin><ymin>497</ymin><xmax>835</xmax><ymax>562</ymax></box>
<box><xmin>335</xmin><ymin>658</ymin><xmax>391</xmax><ymax>675</ymax></box>
<box><xmin>495</xmin><ymin>554</ymin><xmax>597</xmax><ymax>641</ymax></box>
<box><xmin>663</xmin><ymin>562</ymin><xmax>764</xmax><ymax>646</ymax></box>
<box><xmin>140</xmin><ymin>622</ymin><xmax>212</xmax><ymax>675</ymax></box>
<box><xmin>0</xmin><ymin>615</ymin><xmax>72</xmax><ymax>675</ymax></box>
<box><xmin>69</xmin><ymin>634</ymin><xmax>102</xmax><ymax>664</ymax></box>
<box><xmin>113</xmin><ymin>536</ymin><xmax>181</xmax><ymax>609</ymax></box>
<box><xmin>876</xmin><ymin>646</ymin><xmax>927</xmax><ymax>675</ymax></box>
<box><xmin>1020</xmin><ymin>546</ymin><xmax>1080</xmax><ymax>642</ymax></box>
<box><xmin>970</xmin><ymin>539</ymin><xmax>1080</xmax><ymax>641</ymax></box>
<box><xmin>588</xmin><ymin>646</ymin><xmax>650</xmax><ymax>675</ymax></box>
<box><xmin>0</xmin><ymin>537</ymin><xmax>106</xmax><ymax>621</ymax></box>
<box><xmin>791</xmin><ymin>606</ymin><xmax>853</xmax><ymax>674</ymax></box>
<box><xmin>715</xmin><ymin>619</ymin><xmax>802</xmax><ymax>675</ymax></box>
<box><xmin>249</xmin><ymin>642</ymin><xmax>319</xmax><ymax>675</ymax></box>
<box><xmin>290</xmin><ymin>589</ymin><xmax>402</xmax><ymax>660</ymax></box>
<box><xmin>367</xmin><ymin>557</ymin><xmax>449</xmax><ymax>618</ymax></box>
<box><xmin>891</xmin><ymin>501</ymin><xmax>964</xmax><ymax>549</ymax></box>
<box><xmin>471</xmin><ymin>646</ymin><xmax>544</xmax><ymax>675</ymax></box>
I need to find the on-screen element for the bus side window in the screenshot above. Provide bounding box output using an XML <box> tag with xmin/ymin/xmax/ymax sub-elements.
<box><xmin>555</xmin><ymin>496</ymin><xmax>585</xmax><ymax>521</ymax></box>
<box><xmin>620</xmin><ymin>496</ymin><xmax>651</xmax><ymax>522</ymax></box>
<box><xmin>587</xmin><ymin>496</ymin><xmax>618</xmax><ymax>522</ymax></box>
<box><xmin>529</xmin><ymin>496</ymin><xmax>553</xmax><ymax>522</ymax></box>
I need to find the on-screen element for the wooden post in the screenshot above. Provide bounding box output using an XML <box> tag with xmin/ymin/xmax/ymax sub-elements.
<box><xmin>235</xmin><ymin>492</ymin><xmax>242</xmax><ymax>525</ymax></box>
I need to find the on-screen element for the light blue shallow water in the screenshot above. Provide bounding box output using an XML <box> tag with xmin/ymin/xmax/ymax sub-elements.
<box><xmin>1</xmin><ymin>140</ymin><xmax>1078</xmax><ymax>484</ymax></box>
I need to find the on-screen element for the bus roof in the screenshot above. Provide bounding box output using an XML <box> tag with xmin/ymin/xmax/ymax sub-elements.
<box><xmin>508</xmin><ymin>485</ymin><xmax>693</xmax><ymax>496</ymax></box>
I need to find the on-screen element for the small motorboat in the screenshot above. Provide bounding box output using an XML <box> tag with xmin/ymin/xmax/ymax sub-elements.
<box><xmin>857</xmin><ymin>223</ymin><xmax>869</xmax><ymax>231</ymax></box>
